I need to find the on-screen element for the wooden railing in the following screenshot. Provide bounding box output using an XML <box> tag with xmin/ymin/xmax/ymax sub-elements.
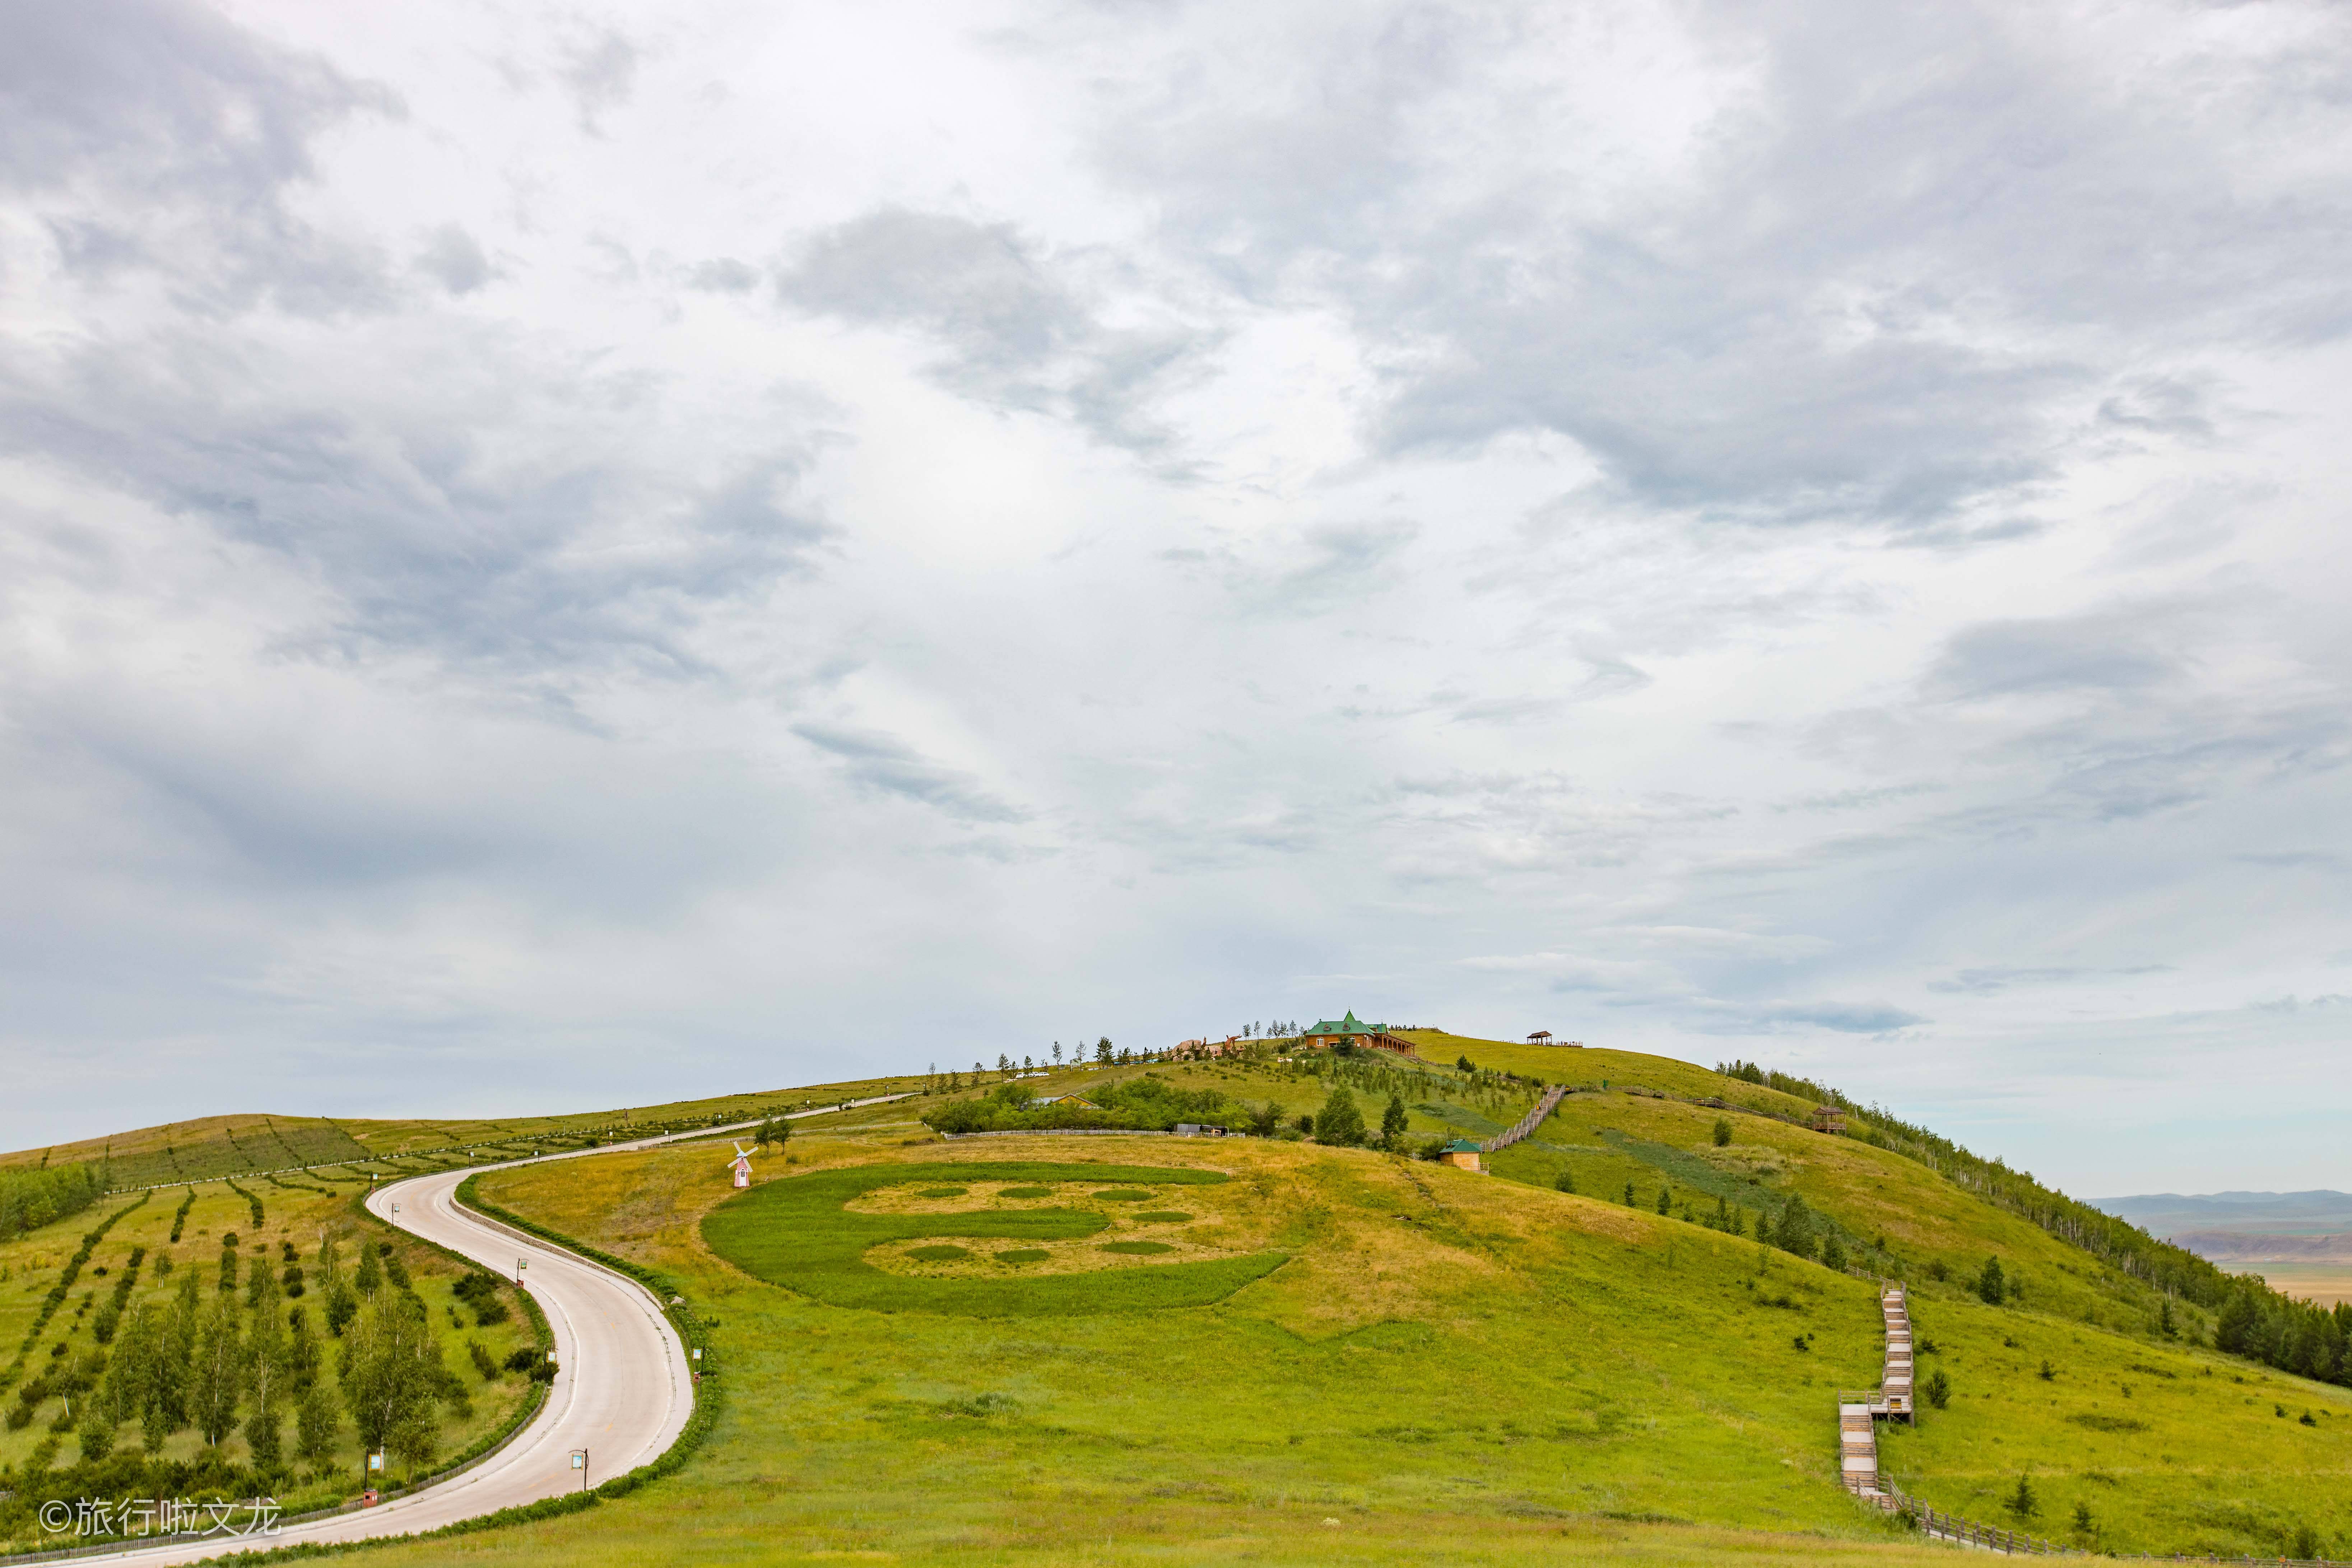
<box><xmin>1481</xmin><ymin>1085</ymin><xmax>1567</xmax><ymax>1153</ymax></box>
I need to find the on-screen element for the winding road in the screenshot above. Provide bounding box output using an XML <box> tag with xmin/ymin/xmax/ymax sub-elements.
<box><xmin>69</xmin><ymin>1095</ymin><xmax>911</xmax><ymax>1565</ymax></box>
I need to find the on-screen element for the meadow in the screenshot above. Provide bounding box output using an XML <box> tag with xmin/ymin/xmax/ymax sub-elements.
<box><xmin>439</xmin><ymin>1094</ymin><xmax>2349</xmax><ymax>1565</ymax></box>
<box><xmin>0</xmin><ymin>1071</ymin><xmax>934</xmax><ymax>1191</ymax></box>
<box><xmin>4</xmin><ymin>1041</ymin><xmax>2343</xmax><ymax>1562</ymax></box>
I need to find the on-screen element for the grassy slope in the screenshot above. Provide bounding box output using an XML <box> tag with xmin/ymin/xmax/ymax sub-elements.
<box><xmin>434</xmin><ymin>1123</ymin><xmax>1946</xmax><ymax>1567</ymax></box>
<box><xmin>0</xmin><ymin>1075</ymin><xmax>932</xmax><ymax>1188</ymax></box>
<box><xmin>0</xmin><ymin>1176</ymin><xmax>536</xmax><ymax>1545</ymax></box>
<box><xmin>6</xmin><ymin>1043</ymin><xmax>2342</xmax><ymax>1559</ymax></box>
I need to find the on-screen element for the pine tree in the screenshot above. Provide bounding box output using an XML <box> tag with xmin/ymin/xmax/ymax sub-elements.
<box><xmin>1314</xmin><ymin>1087</ymin><xmax>1366</xmax><ymax>1146</ymax></box>
<box><xmin>1821</xmin><ymin>1233</ymin><xmax>1848</xmax><ymax>1272</ymax></box>
<box><xmin>1775</xmin><ymin>1196</ymin><xmax>1816</xmax><ymax>1261</ymax></box>
<box><xmin>1622</xmin><ymin>1180</ymin><xmax>1635</xmax><ymax>1205</ymax></box>
<box><xmin>1381</xmin><ymin>1094</ymin><xmax>1408</xmax><ymax>1146</ymax></box>
<box><xmin>1977</xmin><ymin>1256</ymin><xmax>2006</xmax><ymax>1306</ymax></box>
<box><xmin>2005</xmin><ymin>1473</ymin><xmax>2037</xmax><ymax>1517</ymax></box>
<box><xmin>2157</xmin><ymin>1297</ymin><xmax>2177</xmax><ymax>1338</ymax></box>
<box><xmin>354</xmin><ymin>1241</ymin><xmax>382</xmax><ymax>1298</ymax></box>
<box><xmin>1655</xmin><ymin>1186</ymin><xmax>1672</xmax><ymax>1215</ymax></box>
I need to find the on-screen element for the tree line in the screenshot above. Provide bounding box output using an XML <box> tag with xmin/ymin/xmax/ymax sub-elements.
<box><xmin>1715</xmin><ymin>1059</ymin><xmax>2352</xmax><ymax>1387</ymax></box>
<box><xmin>0</xmin><ymin>1163</ymin><xmax>106</xmax><ymax>1243</ymax></box>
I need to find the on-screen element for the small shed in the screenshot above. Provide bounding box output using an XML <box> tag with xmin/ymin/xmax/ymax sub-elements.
<box><xmin>1809</xmin><ymin>1105</ymin><xmax>1847</xmax><ymax>1134</ymax></box>
<box><xmin>1438</xmin><ymin>1137</ymin><xmax>1484</xmax><ymax>1173</ymax></box>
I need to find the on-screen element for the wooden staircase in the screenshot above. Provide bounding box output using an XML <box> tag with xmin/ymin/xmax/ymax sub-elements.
<box><xmin>1481</xmin><ymin>1084</ymin><xmax>1567</xmax><ymax>1153</ymax></box>
<box><xmin>1842</xmin><ymin>1285</ymin><xmax>2072</xmax><ymax>1554</ymax></box>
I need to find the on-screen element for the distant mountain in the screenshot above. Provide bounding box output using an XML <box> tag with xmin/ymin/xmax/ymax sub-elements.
<box><xmin>2173</xmin><ymin>1230</ymin><xmax>2352</xmax><ymax>1263</ymax></box>
<box><xmin>2092</xmin><ymin>1190</ymin><xmax>2352</xmax><ymax>1242</ymax></box>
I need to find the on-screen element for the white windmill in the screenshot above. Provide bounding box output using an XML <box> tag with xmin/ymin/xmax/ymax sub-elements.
<box><xmin>727</xmin><ymin>1142</ymin><xmax>754</xmax><ymax>1189</ymax></box>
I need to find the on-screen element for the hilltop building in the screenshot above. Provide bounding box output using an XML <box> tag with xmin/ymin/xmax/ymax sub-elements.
<box><xmin>1438</xmin><ymin>1137</ymin><xmax>1484</xmax><ymax>1172</ymax></box>
<box><xmin>1300</xmin><ymin>1011</ymin><xmax>1414</xmax><ymax>1053</ymax></box>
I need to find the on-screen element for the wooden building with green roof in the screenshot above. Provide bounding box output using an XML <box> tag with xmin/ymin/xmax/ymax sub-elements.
<box><xmin>1301</xmin><ymin>1011</ymin><xmax>1413</xmax><ymax>1053</ymax></box>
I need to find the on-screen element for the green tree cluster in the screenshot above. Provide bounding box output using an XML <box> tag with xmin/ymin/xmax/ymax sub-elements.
<box><xmin>0</xmin><ymin>1163</ymin><xmax>106</xmax><ymax>1242</ymax></box>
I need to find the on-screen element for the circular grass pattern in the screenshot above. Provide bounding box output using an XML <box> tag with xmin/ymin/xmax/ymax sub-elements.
<box><xmin>918</xmin><ymin>1187</ymin><xmax>969</xmax><ymax>1199</ymax></box>
<box><xmin>995</xmin><ymin>1249</ymin><xmax>1051</xmax><ymax>1264</ymax></box>
<box><xmin>1093</xmin><ymin>1189</ymin><xmax>1153</xmax><ymax>1202</ymax></box>
<box><xmin>1101</xmin><ymin>1240</ymin><xmax>1176</xmax><ymax>1255</ymax></box>
<box><xmin>703</xmin><ymin>1161</ymin><xmax>1284</xmax><ymax>1316</ymax></box>
<box><xmin>906</xmin><ymin>1244</ymin><xmax>971</xmax><ymax>1261</ymax></box>
<box><xmin>1134</xmin><ymin>1211</ymin><xmax>1192</xmax><ymax>1224</ymax></box>
<box><xmin>997</xmin><ymin>1186</ymin><xmax>1055</xmax><ymax>1199</ymax></box>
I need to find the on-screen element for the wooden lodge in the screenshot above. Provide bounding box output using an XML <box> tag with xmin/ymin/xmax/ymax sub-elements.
<box><xmin>1300</xmin><ymin>1010</ymin><xmax>1414</xmax><ymax>1053</ymax></box>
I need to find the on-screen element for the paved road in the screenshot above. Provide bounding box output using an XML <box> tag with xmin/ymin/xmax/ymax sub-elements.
<box><xmin>65</xmin><ymin>1094</ymin><xmax>912</xmax><ymax>1564</ymax></box>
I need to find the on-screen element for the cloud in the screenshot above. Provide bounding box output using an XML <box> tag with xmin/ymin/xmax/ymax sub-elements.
<box><xmin>559</xmin><ymin>29</ymin><xmax>638</xmax><ymax>134</ymax></box>
<box><xmin>1925</xmin><ymin>613</ymin><xmax>2184</xmax><ymax>701</ymax></box>
<box><xmin>0</xmin><ymin>0</ymin><xmax>402</xmax><ymax>313</ymax></box>
<box><xmin>1750</xmin><ymin>1001</ymin><xmax>1927</xmax><ymax>1034</ymax></box>
<box><xmin>790</xmin><ymin>722</ymin><xmax>1030</xmax><ymax>825</ymax></box>
<box><xmin>416</xmin><ymin>224</ymin><xmax>496</xmax><ymax>295</ymax></box>
<box><xmin>775</xmin><ymin>207</ymin><xmax>1214</xmax><ymax>456</ymax></box>
<box><xmin>1088</xmin><ymin>1</ymin><xmax>2352</xmax><ymax>529</ymax></box>
<box><xmin>685</xmin><ymin>258</ymin><xmax>761</xmax><ymax>294</ymax></box>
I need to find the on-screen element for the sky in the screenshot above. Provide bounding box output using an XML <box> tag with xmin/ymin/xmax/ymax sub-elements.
<box><xmin>2</xmin><ymin>0</ymin><xmax>2348</xmax><ymax>1194</ymax></box>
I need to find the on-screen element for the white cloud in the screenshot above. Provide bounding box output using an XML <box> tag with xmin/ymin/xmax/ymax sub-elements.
<box><xmin>0</xmin><ymin>0</ymin><xmax>2346</xmax><ymax>1192</ymax></box>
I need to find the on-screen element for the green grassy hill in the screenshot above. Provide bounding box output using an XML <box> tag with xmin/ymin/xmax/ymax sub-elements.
<box><xmin>4</xmin><ymin>1041</ymin><xmax>2344</xmax><ymax>1563</ymax></box>
<box><xmin>446</xmin><ymin>1060</ymin><xmax>2347</xmax><ymax>1565</ymax></box>
<box><xmin>0</xmin><ymin>1074</ymin><xmax>932</xmax><ymax>1191</ymax></box>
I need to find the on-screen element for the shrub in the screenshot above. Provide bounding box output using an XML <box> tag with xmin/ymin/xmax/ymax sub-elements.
<box><xmin>1923</xmin><ymin>1368</ymin><xmax>1951</xmax><ymax>1409</ymax></box>
<box><xmin>2005</xmin><ymin>1474</ymin><xmax>2037</xmax><ymax>1518</ymax></box>
<box><xmin>1820</xmin><ymin>1234</ymin><xmax>1847</xmax><ymax>1272</ymax></box>
<box><xmin>1977</xmin><ymin>1257</ymin><xmax>2006</xmax><ymax>1306</ymax></box>
<box><xmin>1712</xmin><ymin>1118</ymin><xmax>1732</xmax><ymax>1146</ymax></box>
<box><xmin>1553</xmin><ymin>1171</ymin><xmax>1576</xmax><ymax>1195</ymax></box>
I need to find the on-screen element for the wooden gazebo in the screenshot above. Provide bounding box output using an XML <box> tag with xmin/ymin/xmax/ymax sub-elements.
<box><xmin>1526</xmin><ymin>1030</ymin><xmax>1552</xmax><ymax>1044</ymax></box>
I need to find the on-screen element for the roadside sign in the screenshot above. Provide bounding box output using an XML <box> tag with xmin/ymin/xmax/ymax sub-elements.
<box><xmin>367</xmin><ymin>1452</ymin><xmax>384</xmax><ymax>1472</ymax></box>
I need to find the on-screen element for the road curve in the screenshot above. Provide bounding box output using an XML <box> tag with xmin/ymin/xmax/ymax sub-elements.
<box><xmin>69</xmin><ymin>1094</ymin><xmax>912</xmax><ymax>1565</ymax></box>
